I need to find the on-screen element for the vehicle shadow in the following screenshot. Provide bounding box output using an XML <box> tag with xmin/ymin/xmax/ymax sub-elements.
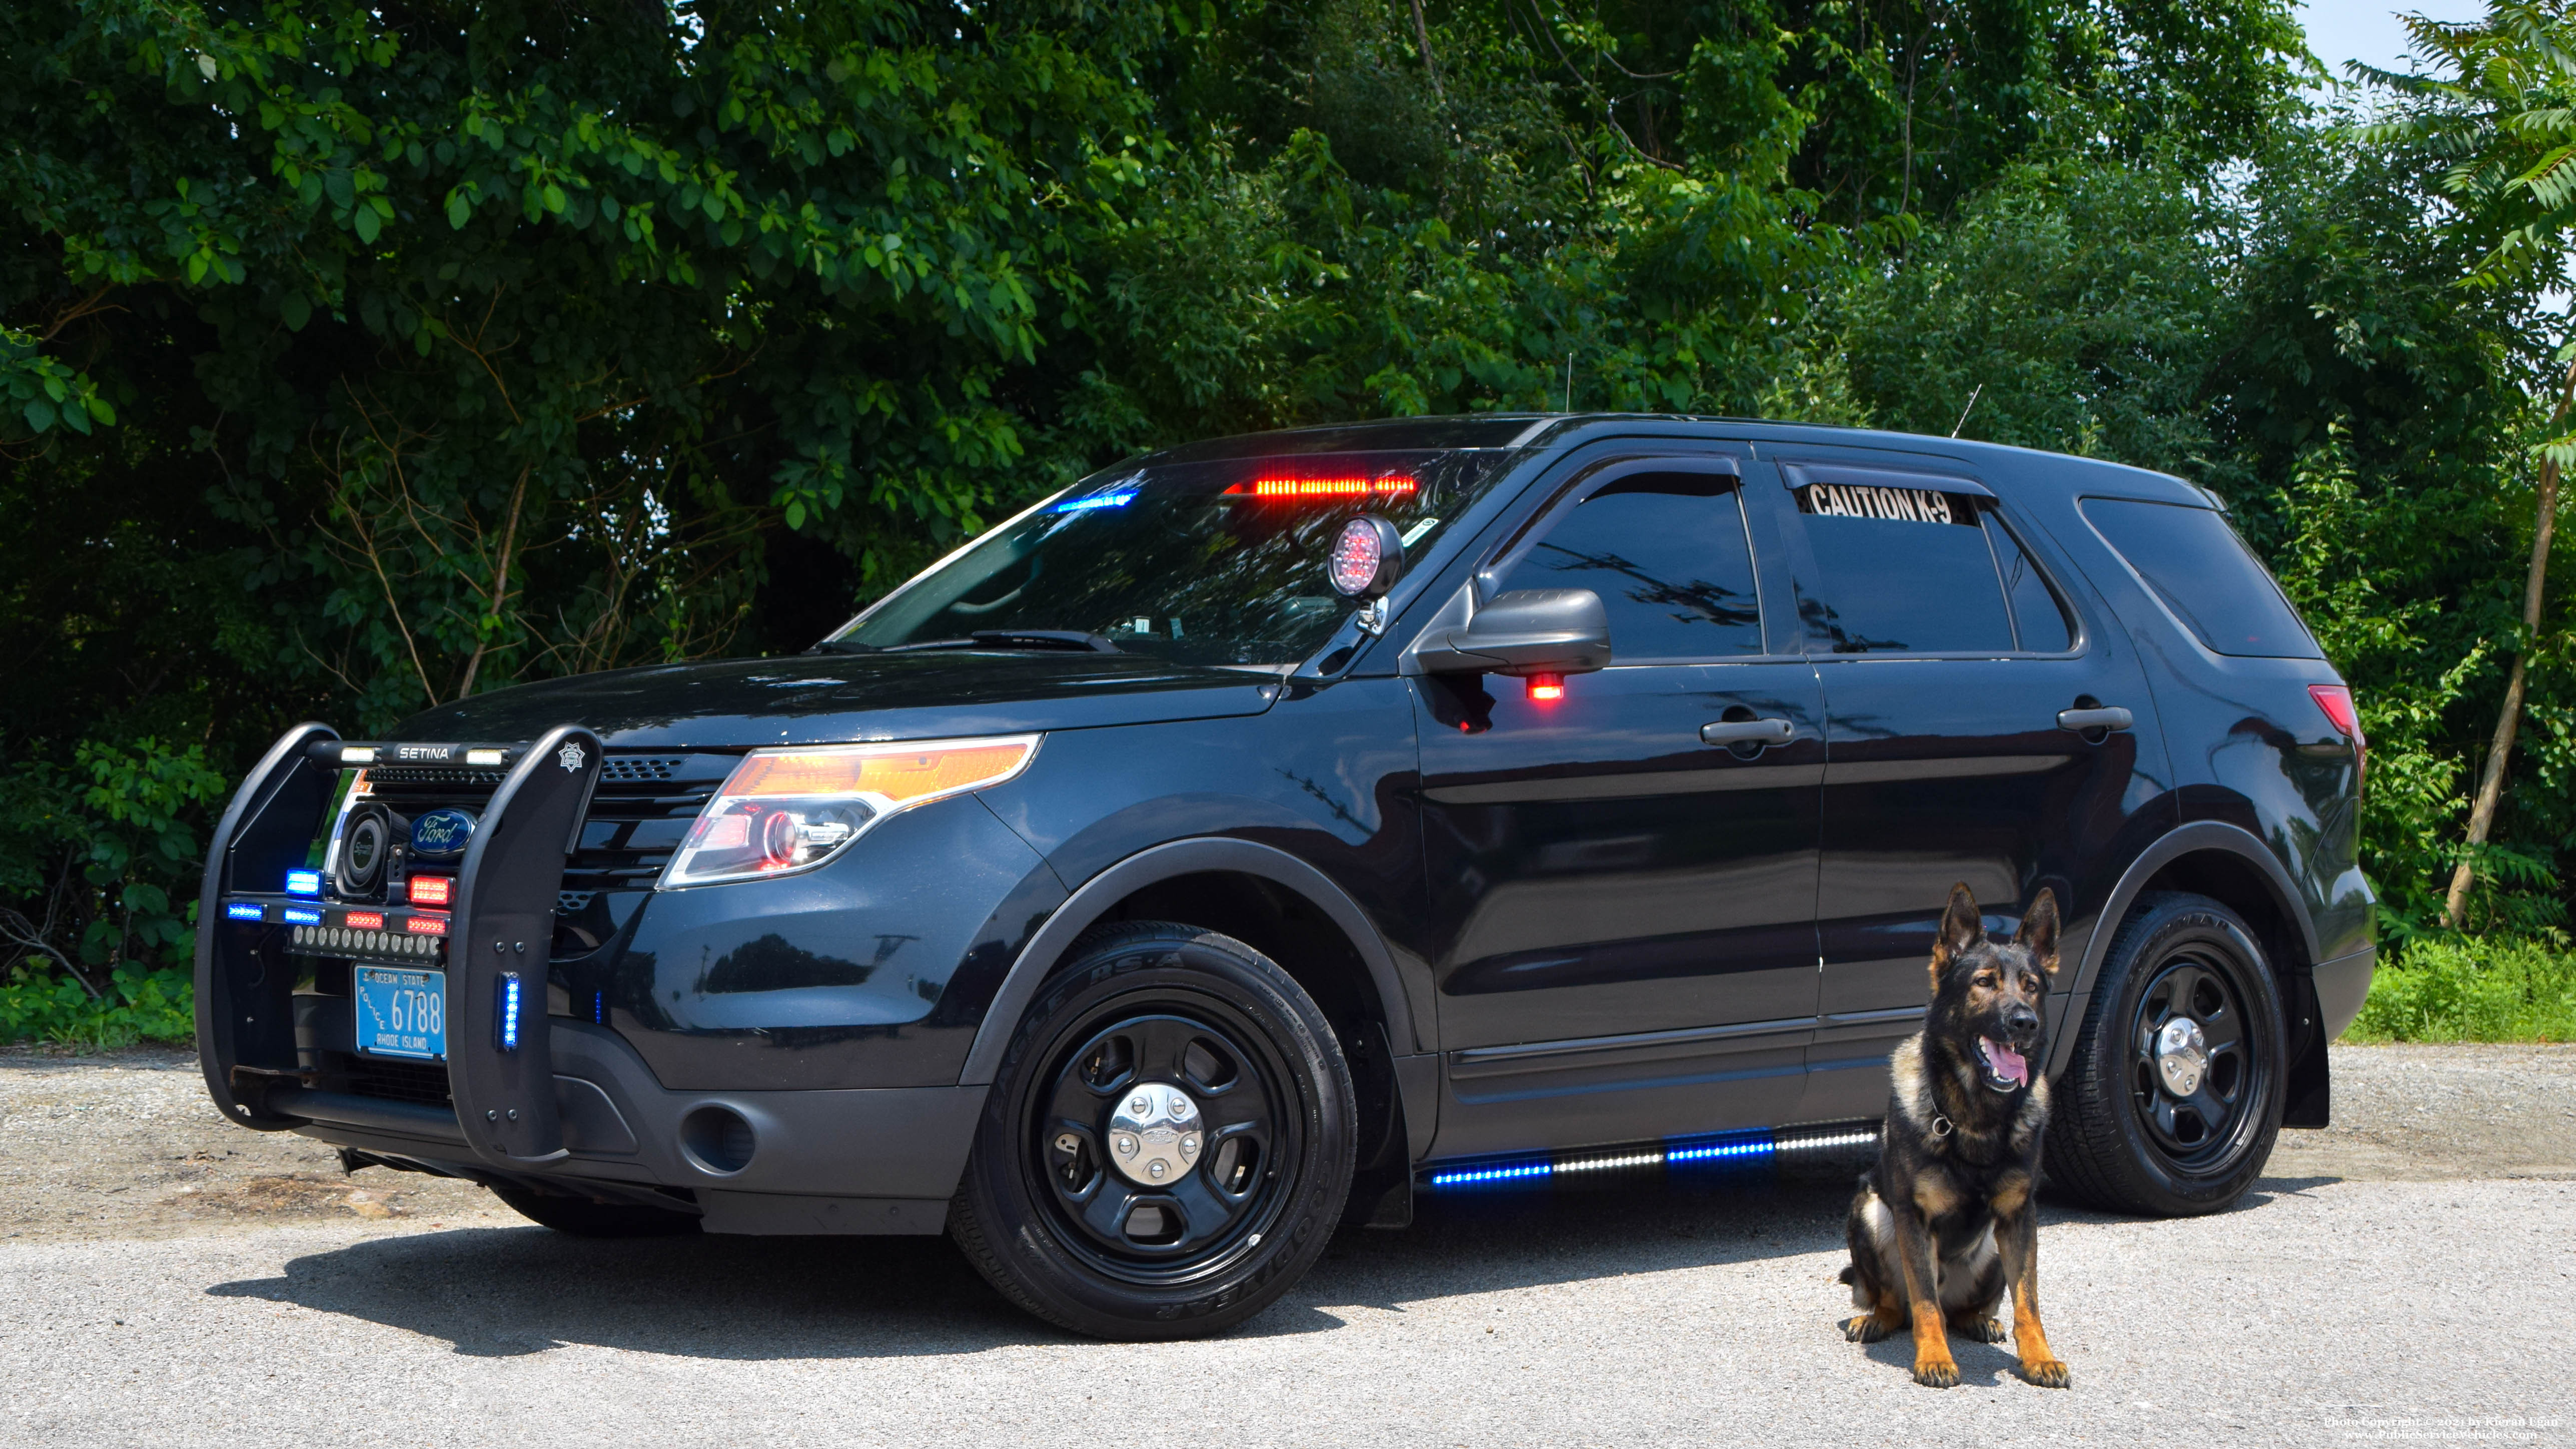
<box><xmin>198</xmin><ymin>1151</ymin><xmax>2120</xmax><ymax>1360</ymax></box>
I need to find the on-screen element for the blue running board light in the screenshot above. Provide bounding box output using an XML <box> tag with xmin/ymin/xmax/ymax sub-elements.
<box><xmin>1424</xmin><ymin>1120</ymin><xmax>1878</xmax><ymax>1192</ymax></box>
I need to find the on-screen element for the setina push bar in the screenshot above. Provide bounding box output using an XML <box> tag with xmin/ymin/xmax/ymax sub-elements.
<box><xmin>193</xmin><ymin>722</ymin><xmax>604</xmax><ymax>1169</ymax></box>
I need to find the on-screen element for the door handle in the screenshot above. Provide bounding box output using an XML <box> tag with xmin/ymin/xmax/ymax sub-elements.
<box><xmin>1699</xmin><ymin>718</ymin><xmax>1795</xmax><ymax>748</ymax></box>
<box><xmin>2056</xmin><ymin>706</ymin><xmax>2134</xmax><ymax>734</ymax></box>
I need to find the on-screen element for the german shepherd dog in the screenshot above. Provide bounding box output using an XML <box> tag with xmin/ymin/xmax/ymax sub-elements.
<box><xmin>1839</xmin><ymin>883</ymin><xmax>2071</xmax><ymax>1389</ymax></box>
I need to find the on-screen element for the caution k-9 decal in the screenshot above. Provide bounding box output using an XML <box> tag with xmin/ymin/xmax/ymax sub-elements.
<box><xmin>1794</xmin><ymin>480</ymin><xmax>1977</xmax><ymax>526</ymax></box>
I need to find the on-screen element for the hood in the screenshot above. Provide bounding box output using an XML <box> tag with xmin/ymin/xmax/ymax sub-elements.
<box><xmin>391</xmin><ymin>650</ymin><xmax>1282</xmax><ymax>750</ymax></box>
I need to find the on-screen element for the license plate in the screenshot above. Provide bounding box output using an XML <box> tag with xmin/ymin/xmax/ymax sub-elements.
<box><xmin>355</xmin><ymin>967</ymin><xmax>446</xmax><ymax>1060</ymax></box>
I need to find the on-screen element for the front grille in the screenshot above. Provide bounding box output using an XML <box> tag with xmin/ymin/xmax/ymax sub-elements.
<box><xmin>327</xmin><ymin>1050</ymin><xmax>453</xmax><ymax>1107</ymax></box>
<box><xmin>354</xmin><ymin>750</ymin><xmax>734</xmax><ymax>899</ymax></box>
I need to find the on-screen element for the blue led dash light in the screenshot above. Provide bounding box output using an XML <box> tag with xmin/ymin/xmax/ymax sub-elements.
<box><xmin>496</xmin><ymin>972</ymin><xmax>522</xmax><ymax>1052</ymax></box>
<box><xmin>284</xmin><ymin>869</ymin><xmax>322</xmax><ymax>897</ymax></box>
<box><xmin>225</xmin><ymin>902</ymin><xmax>266</xmax><ymax>922</ymax></box>
<box><xmin>1052</xmin><ymin>491</ymin><xmax>1136</xmax><ymax>514</ymax></box>
<box><xmin>282</xmin><ymin>906</ymin><xmax>322</xmax><ymax>926</ymax></box>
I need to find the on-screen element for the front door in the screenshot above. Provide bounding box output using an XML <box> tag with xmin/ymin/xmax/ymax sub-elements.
<box><xmin>1416</xmin><ymin>450</ymin><xmax>1826</xmax><ymax>1158</ymax></box>
<box><xmin>1760</xmin><ymin>454</ymin><xmax>2171</xmax><ymax>1121</ymax></box>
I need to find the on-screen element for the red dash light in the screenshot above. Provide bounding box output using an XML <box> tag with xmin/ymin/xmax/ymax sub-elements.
<box><xmin>342</xmin><ymin>911</ymin><xmax>385</xmax><ymax>931</ymax></box>
<box><xmin>1526</xmin><ymin>673</ymin><xmax>1565</xmax><ymax>702</ymax></box>
<box><xmin>407</xmin><ymin>875</ymin><xmax>452</xmax><ymax>907</ymax></box>
<box><xmin>1227</xmin><ymin>475</ymin><xmax>1418</xmax><ymax>499</ymax></box>
<box><xmin>403</xmin><ymin>914</ymin><xmax>449</xmax><ymax>937</ymax></box>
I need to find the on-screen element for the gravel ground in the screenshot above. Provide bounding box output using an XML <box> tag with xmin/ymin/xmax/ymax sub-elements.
<box><xmin>2</xmin><ymin>1043</ymin><xmax>2570</xmax><ymax>1446</ymax></box>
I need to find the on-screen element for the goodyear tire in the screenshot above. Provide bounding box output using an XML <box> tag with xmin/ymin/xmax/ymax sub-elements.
<box><xmin>950</xmin><ymin>922</ymin><xmax>1356</xmax><ymax>1339</ymax></box>
<box><xmin>2048</xmin><ymin>893</ymin><xmax>2286</xmax><ymax>1216</ymax></box>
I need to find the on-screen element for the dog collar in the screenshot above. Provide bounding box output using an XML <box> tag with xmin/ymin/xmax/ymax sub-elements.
<box><xmin>1930</xmin><ymin>1115</ymin><xmax>1953</xmax><ymax>1137</ymax></box>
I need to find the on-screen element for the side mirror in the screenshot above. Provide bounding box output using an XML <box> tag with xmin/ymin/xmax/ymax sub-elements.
<box><xmin>1403</xmin><ymin>588</ymin><xmax>1611</xmax><ymax>678</ymax></box>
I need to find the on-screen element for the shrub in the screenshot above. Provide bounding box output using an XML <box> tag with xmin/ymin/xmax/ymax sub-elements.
<box><xmin>0</xmin><ymin>963</ymin><xmax>193</xmax><ymax>1050</ymax></box>
<box><xmin>2345</xmin><ymin>934</ymin><xmax>2576</xmax><ymax>1043</ymax></box>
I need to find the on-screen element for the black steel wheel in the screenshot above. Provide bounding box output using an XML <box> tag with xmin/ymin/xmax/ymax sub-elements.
<box><xmin>488</xmin><ymin>1182</ymin><xmax>701</xmax><ymax>1238</ymax></box>
<box><xmin>951</xmin><ymin>921</ymin><xmax>1355</xmax><ymax>1339</ymax></box>
<box><xmin>2049</xmin><ymin>893</ymin><xmax>2285</xmax><ymax>1216</ymax></box>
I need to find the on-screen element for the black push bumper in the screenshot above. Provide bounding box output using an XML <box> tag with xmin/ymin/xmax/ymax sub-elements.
<box><xmin>194</xmin><ymin>722</ymin><xmax>981</xmax><ymax>1232</ymax></box>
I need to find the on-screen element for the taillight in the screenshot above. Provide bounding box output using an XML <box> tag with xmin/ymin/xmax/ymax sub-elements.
<box><xmin>2309</xmin><ymin>684</ymin><xmax>2365</xmax><ymax>785</ymax></box>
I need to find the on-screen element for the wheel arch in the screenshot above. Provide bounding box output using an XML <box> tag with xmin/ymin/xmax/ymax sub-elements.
<box><xmin>958</xmin><ymin>838</ymin><xmax>1417</xmax><ymax>1089</ymax></box>
<box><xmin>2050</xmin><ymin>822</ymin><xmax>2322</xmax><ymax>1088</ymax></box>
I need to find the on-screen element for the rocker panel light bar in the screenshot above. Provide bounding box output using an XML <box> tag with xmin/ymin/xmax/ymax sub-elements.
<box><xmin>1424</xmin><ymin>1120</ymin><xmax>1880</xmax><ymax>1192</ymax></box>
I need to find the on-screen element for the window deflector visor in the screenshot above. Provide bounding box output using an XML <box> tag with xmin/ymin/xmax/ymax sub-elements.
<box><xmin>660</xmin><ymin>735</ymin><xmax>1042</xmax><ymax>888</ymax></box>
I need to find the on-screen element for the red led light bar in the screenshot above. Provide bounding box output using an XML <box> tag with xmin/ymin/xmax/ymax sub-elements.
<box><xmin>1226</xmin><ymin>475</ymin><xmax>1418</xmax><ymax>499</ymax></box>
<box><xmin>403</xmin><ymin>914</ymin><xmax>449</xmax><ymax>937</ymax></box>
<box><xmin>407</xmin><ymin>875</ymin><xmax>452</xmax><ymax>907</ymax></box>
<box><xmin>342</xmin><ymin>911</ymin><xmax>385</xmax><ymax>931</ymax></box>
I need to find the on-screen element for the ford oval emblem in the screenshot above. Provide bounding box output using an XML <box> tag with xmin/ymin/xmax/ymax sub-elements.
<box><xmin>409</xmin><ymin>809</ymin><xmax>478</xmax><ymax>860</ymax></box>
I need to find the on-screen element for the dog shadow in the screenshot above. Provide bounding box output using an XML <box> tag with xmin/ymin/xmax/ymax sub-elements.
<box><xmin>204</xmin><ymin>1154</ymin><xmax>1888</xmax><ymax>1359</ymax></box>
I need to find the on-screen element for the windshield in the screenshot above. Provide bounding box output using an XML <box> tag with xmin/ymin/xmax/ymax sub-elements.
<box><xmin>828</xmin><ymin>449</ymin><xmax>1517</xmax><ymax>667</ymax></box>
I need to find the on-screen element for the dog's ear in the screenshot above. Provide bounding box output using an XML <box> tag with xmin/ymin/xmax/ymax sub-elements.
<box><xmin>1929</xmin><ymin>883</ymin><xmax>1983</xmax><ymax>989</ymax></box>
<box><xmin>2017</xmin><ymin>889</ymin><xmax>2061</xmax><ymax>975</ymax></box>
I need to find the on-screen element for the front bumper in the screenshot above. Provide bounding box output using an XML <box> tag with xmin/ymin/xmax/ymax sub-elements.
<box><xmin>194</xmin><ymin>721</ymin><xmax>980</xmax><ymax>1233</ymax></box>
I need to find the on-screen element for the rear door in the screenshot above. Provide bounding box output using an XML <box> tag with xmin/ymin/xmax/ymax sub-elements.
<box><xmin>1757</xmin><ymin>455</ymin><xmax>2171</xmax><ymax>1121</ymax></box>
<box><xmin>1415</xmin><ymin>447</ymin><xmax>1826</xmax><ymax>1158</ymax></box>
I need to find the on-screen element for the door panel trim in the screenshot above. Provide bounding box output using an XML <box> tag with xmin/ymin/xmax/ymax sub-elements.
<box><xmin>1426</xmin><ymin>762</ymin><xmax>1824</xmax><ymax>805</ymax></box>
<box><xmin>1449</xmin><ymin>1014</ymin><xmax>1816</xmax><ymax>1078</ymax></box>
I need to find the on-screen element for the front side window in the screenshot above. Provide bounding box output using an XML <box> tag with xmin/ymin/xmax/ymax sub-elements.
<box><xmin>1492</xmin><ymin>470</ymin><xmax>1765</xmax><ymax>659</ymax></box>
<box><xmin>828</xmin><ymin>449</ymin><xmax>1515</xmax><ymax>668</ymax></box>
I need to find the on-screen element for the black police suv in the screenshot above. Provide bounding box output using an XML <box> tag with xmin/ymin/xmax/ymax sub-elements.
<box><xmin>194</xmin><ymin>414</ymin><xmax>2372</xmax><ymax>1338</ymax></box>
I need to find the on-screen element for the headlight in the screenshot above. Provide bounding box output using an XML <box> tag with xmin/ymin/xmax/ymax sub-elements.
<box><xmin>660</xmin><ymin>735</ymin><xmax>1041</xmax><ymax>888</ymax></box>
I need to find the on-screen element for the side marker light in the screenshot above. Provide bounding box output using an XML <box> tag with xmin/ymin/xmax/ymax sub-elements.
<box><xmin>1526</xmin><ymin>673</ymin><xmax>1565</xmax><ymax>702</ymax></box>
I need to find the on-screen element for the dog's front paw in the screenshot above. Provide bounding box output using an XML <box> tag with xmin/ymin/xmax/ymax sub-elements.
<box><xmin>2017</xmin><ymin>1357</ymin><xmax>2071</xmax><ymax>1389</ymax></box>
<box><xmin>1953</xmin><ymin>1315</ymin><xmax>2006</xmax><ymax>1343</ymax></box>
<box><xmin>1843</xmin><ymin>1313</ymin><xmax>1896</xmax><ymax>1343</ymax></box>
<box><xmin>1911</xmin><ymin>1355</ymin><xmax>1960</xmax><ymax>1389</ymax></box>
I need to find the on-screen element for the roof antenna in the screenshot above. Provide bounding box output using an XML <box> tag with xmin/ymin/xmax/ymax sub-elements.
<box><xmin>1565</xmin><ymin>353</ymin><xmax>1574</xmax><ymax>414</ymax></box>
<box><xmin>1951</xmin><ymin>383</ymin><xmax>1984</xmax><ymax>438</ymax></box>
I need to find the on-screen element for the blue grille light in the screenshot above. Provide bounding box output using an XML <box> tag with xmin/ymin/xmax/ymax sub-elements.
<box><xmin>225</xmin><ymin>902</ymin><xmax>266</xmax><ymax>922</ymax></box>
<box><xmin>496</xmin><ymin>972</ymin><xmax>521</xmax><ymax>1051</ymax></box>
<box><xmin>1052</xmin><ymin>491</ymin><xmax>1136</xmax><ymax>514</ymax></box>
<box><xmin>282</xmin><ymin>906</ymin><xmax>322</xmax><ymax>925</ymax></box>
<box><xmin>284</xmin><ymin>870</ymin><xmax>322</xmax><ymax>897</ymax></box>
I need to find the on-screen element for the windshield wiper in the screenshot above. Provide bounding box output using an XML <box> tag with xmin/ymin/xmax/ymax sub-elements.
<box><xmin>874</xmin><ymin>630</ymin><xmax>1123</xmax><ymax>655</ymax></box>
<box><xmin>809</xmin><ymin>638</ymin><xmax>879</xmax><ymax>655</ymax></box>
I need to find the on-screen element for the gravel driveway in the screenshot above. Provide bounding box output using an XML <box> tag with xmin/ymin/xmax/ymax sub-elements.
<box><xmin>2</xmin><ymin>1043</ymin><xmax>2569</xmax><ymax>1446</ymax></box>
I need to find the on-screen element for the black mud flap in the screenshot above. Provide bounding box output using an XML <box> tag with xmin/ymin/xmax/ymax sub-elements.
<box><xmin>195</xmin><ymin>723</ymin><xmax>342</xmax><ymax>1129</ymax></box>
<box><xmin>447</xmin><ymin>726</ymin><xmax>602</xmax><ymax>1168</ymax></box>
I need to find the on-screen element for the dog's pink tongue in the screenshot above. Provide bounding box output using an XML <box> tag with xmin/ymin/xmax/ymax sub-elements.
<box><xmin>1985</xmin><ymin>1038</ymin><xmax>2029</xmax><ymax>1086</ymax></box>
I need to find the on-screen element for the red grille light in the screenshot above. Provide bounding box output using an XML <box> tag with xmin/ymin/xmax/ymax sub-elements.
<box><xmin>407</xmin><ymin>875</ymin><xmax>452</xmax><ymax>907</ymax></box>
<box><xmin>342</xmin><ymin>911</ymin><xmax>385</xmax><ymax>931</ymax></box>
<box><xmin>403</xmin><ymin>913</ymin><xmax>449</xmax><ymax>937</ymax></box>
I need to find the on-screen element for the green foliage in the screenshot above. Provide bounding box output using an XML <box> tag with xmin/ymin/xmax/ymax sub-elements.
<box><xmin>0</xmin><ymin>739</ymin><xmax>230</xmax><ymax>992</ymax></box>
<box><xmin>2346</xmin><ymin>932</ymin><xmax>2576</xmax><ymax>1041</ymax></box>
<box><xmin>0</xmin><ymin>964</ymin><xmax>194</xmax><ymax>1050</ymax></box>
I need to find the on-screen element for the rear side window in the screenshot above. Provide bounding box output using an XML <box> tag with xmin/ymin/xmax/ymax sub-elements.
<box><xmin>2079</xmin><ymin>498</ymin><xmax>2320</xmax><ymax>659</ymax></box>
<box><xmin>1990</xmin><ymin>517</ymin><xmax>2074</xmax><ymax>652</ymax></box>
<box><xmin>1495</xmin><ymin>471</ymin><xmax>1764</xmax><ymax>659</ymax></box>
<box><xmin>1784</xmin><ymin>471</ymin><xmax>2017</xmax><ymax>653</ymax></box>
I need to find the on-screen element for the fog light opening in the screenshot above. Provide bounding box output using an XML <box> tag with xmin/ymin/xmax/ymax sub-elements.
<box><xmin>680</xmin><ymin>1105</ymin><xmax>757</xmax><ymax>1175</ymax></box>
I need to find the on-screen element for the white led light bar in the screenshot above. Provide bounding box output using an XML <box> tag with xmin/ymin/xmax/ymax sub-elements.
<box><xmin>1425</xmin><ymin>1120</ymin><xmax>1880</xmax><ymax>1191</ymax></box>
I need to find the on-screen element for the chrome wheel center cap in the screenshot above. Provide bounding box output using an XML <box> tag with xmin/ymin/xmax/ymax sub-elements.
<box><xmin>1108</xmin><ymin>1082</ymin><xmax>1204</xmax><ymax>1186</ymax></box>
<box><xmin>2156</xmin><ymin>1018</ymin><xmax>2208</xmax><ymax>1096</ymax></box>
